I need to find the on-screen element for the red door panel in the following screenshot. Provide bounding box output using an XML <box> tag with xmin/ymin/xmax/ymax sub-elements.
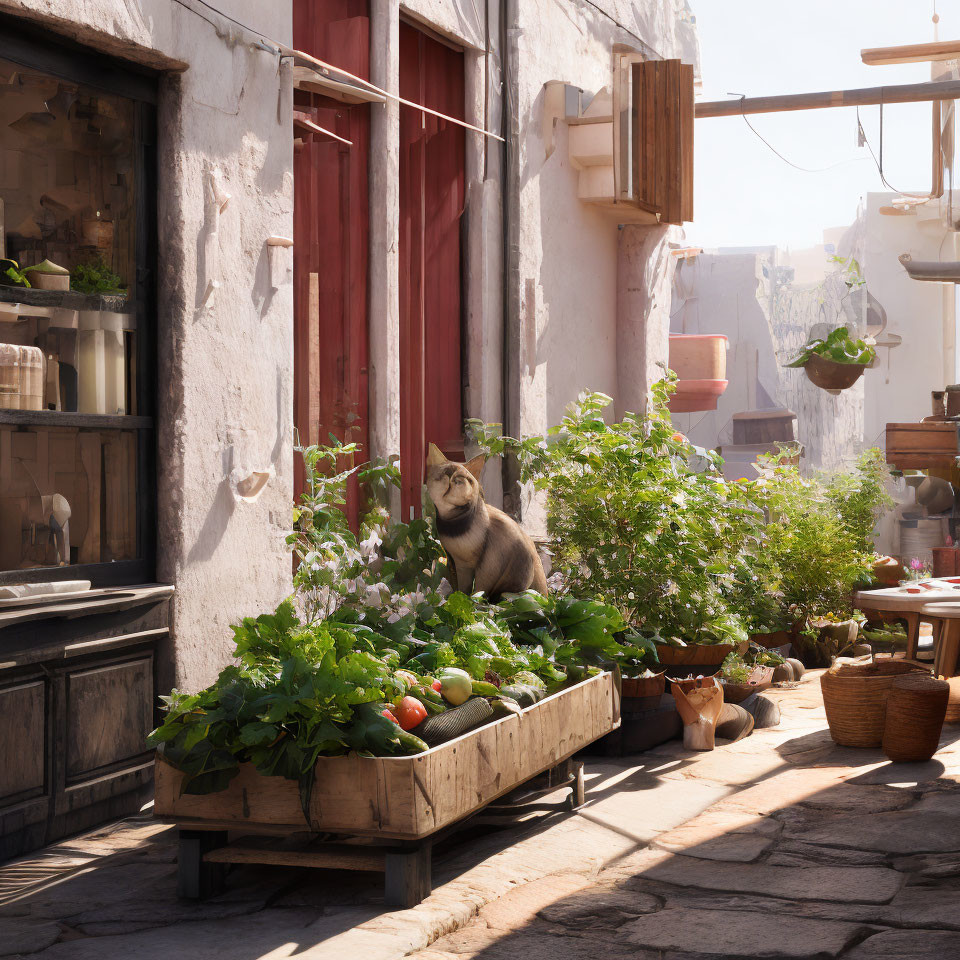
<box><xmin>293</xmin><ymin>1</ymin><xmax>370</xmax><ymax>527</ymax></box>
<box><xmin>399</xmin><ymin>23</ymin><xmax>465</xmax><ymax>518</ymax></box>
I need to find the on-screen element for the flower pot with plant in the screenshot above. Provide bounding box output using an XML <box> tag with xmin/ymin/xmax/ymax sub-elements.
<box><xmin>785</xmin><ymin>326</ymin><xmax>876</xmax><ymax>394</ymax></box>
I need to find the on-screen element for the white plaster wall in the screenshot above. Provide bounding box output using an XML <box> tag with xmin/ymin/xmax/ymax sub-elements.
<box><xmin>1</xmin><ymin>0</ymin><xmax>294</xmax><ymax>692</ymax></box>
<box><xmin>861</xmin><ymin>193</ymin><xmax>957</xmax><ymax>447</ymax></box>
<box><xmin>672</xmin><ymin>252</ymin><xmax>865</xmax><ymax>470</ymax></box>
<box><xmin>514</xmin><ymin>0</ymin><xmax>695</xmax><ymax>530</ymax></box>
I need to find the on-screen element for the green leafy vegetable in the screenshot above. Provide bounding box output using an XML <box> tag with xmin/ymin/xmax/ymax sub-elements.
<box><xmin>785</xmin><ymin>326</ymin><xmax>876</xmax><ymax>368</ymax></box>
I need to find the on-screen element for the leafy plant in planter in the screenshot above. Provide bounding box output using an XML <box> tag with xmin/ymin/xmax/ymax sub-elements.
<box><xmin>468</xmin><ymin>376</ymin><xmax>761</xmax><ymax>649</ymax></box>
<box><xmin>745</xmin><ymin>456</ymin><xmax>881</xmax><ymax>665</ymax></box>
<box><xmin>150</xmin><ymin>438</ymin><xmax>647</xmax><ymax>799</ymax></box>
<box><xmin>785</xmin><ymin>326</ymin><xmax>876</xmax><ymax>393</ymax></box>
<box><xmin>785</xmin><ymin>326</ymin><xmax>876</xmax><ymax>369</ymax></box>
<box><xmin>70</xmin><ymin>255</ymin><xmax>127</xmax><ymax>296</ymax></box>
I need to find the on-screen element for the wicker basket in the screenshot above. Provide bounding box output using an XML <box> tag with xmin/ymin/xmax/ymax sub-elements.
<box><xmin>655</xmin><ymin>643</ymin><xmax>734</xmax><ymax>666</ymax></box>
<box><xmin>821</xmin><ymin>659</ymin><xmax>929</xmax><ymax>748</ymax></box>
<box><xmin>946</xmin><ymin>677</ymin><xmax>960</xmax><ymax>724</ymax></box>
<box><xmin>882</xmin><ymin>674</ymin><xmax>949</xmax><ymax>762</ymax></box>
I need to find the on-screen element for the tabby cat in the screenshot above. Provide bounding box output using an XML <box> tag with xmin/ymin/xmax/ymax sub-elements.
<box><xmin>425</xmin><ymin>443</ymin><xmax>548</xmax><ymax>599</ymax></box>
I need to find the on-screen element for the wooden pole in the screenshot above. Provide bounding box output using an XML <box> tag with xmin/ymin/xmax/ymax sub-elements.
<box><xmin>696</xmin><ymin>78</ymin><xmax>960</xmax><ymax>119</ymax></box>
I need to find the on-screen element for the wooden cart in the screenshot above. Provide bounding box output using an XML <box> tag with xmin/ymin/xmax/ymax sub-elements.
<box><xmin>155</xmin><ymin>670</ymin><xmax>620</xmax><ymax>906</ymax></box>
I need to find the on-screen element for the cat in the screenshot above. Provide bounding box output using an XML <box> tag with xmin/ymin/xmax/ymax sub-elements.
<box><xmin>425</xmin><ymin>443</ymin><xmax>548</xmax><ymax>599</ymax></box>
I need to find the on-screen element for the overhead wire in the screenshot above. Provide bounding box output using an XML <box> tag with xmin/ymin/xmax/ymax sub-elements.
<box><xmin>736</xmin><ymin>96</ymin><xmax>870</xmax><ymax>173</ymax></box>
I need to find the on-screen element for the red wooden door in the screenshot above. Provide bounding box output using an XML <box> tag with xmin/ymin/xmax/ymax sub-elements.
<box><xmin>293</xmin><ymin>1</ymin><xmax>370</xmax><ymax>526</ymax></box>
<box><xmin>399</xmin><ymin>23</ymin><xmax>466</xmax><ymax>519</ymax></box>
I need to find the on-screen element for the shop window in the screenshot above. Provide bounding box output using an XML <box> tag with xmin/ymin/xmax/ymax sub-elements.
<box><xmin>0</xmin><ymin>24</ymin><xmax>156</xmax><ymax>587</ymax></box>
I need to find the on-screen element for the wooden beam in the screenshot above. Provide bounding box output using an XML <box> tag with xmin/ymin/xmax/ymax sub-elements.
<box><xmin>862</xmin><ymin>40</ymin><xmax>960</xmax><ymax>66</ymax></box>
<box><xmin>696</xmin><ymin>78</ymin><xmax>960</xmax><ymax>119</ymax></box>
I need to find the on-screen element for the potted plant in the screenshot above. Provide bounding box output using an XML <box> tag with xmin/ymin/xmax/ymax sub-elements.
<box><xmin>468</xmin><ymin>375</ymin><xmax>759</xmax><ymax>663</ymax></box>
<box><xmin>784</xmin><ymin>326</ymin><xmax>876</xmax><ymax>394</ymax></box>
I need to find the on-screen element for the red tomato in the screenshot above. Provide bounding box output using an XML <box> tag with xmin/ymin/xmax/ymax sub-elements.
<box><xmin>394</xmin><ymin>696</ymin><xmax>428</xmax><ymax>731</ymax></box>
<box><xmin>431</xmin><ymin>679</ymin><xmax>442</xmax><ymax>692</ymax></box>
<box><xmin>382</xmin><ymin>708</ymin><xmax>399</xmax><ymax>724</ymax></box>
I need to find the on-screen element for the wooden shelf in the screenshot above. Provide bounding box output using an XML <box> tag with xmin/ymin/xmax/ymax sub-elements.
<box><xmin>0</xmin><ymin>410</ymin><xmax>153</xmax><ymax>429</ymax></box>
<box><xmin>0</xmin><ymin>286</ymin><xmax>135</xmax><ymax>315</ymax></box>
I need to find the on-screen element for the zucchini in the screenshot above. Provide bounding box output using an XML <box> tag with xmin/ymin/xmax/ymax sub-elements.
<box><xmin>471</xmin><ymin>680</ymin><xmax>501</xmax><ymax>698</ymax></box>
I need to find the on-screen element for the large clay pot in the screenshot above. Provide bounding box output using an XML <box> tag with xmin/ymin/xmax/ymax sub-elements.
<box><xmin>655</xmin><ymin>642</ymin><xmax>735</xmax><ymax>666</ymax></box>
<box><xmin>668</xmin><ymin>334</ymin><xmax>727</xmax><ymax>380</ymax></box>
<box><xmin>668</xmin><ymin>334</ymin><xmax>729</xmax><ymax>413</ymax></box>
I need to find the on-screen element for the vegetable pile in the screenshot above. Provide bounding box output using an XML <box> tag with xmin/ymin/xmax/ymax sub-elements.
<box><xmin>149</xmin><ymin>590</ymin><xmax>655</xmax><ymax>796</ymax></box>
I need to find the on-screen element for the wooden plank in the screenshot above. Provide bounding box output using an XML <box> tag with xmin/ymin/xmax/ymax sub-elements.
<box><xmin>155</xmin><ymin>672</ymin><xmax>620</xmax><ymax>840</ymax></box>
<box><xmin>696</xmin><ymin>78</ymin><xmax>960</xmax><ymax>119</ymax></box>
<box><xmin>680</xmin><ymin>62</ymin><xmax>694</xmax><ymax>223</ymax></box>
<box><xmin>0</xmin><ymin>681</ymin><xmax>45</xmax><ymax>800</ymax></box>
<box><xmin>307</xmin><ymin>272</ymin><xmax>320</xmax><ymax>447</ymax></box>
<box><xmin>203</xmin><ymin>840</ymin><xmax>385</xmax><ymax>871</ymax></box>
<box><xmin>861</xmin><ymin>40</ymin><xmax>960</xmax><ymax>66</ymax></box>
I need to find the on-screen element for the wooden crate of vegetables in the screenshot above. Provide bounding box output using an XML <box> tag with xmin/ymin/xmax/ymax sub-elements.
<box><xmin>154</xmin><ymin>669</ymin><xmax>617</xmax><ymax>839</ymax></box>
<box><xmin>153</xmin><ymin>593</ymin><xmax>634</xmax><ymax>841</ymax></box>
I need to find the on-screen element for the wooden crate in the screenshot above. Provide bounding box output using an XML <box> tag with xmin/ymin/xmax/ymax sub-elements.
<box><xmin>155</xmin><ymin>670</ymin><xmax>620</xmax><ymax>841</ymax></box>
<box><xmin>731</xmin><ymin>409</ymin><xmax>797</xmax><ymax>446</ymax></box>
<box><xmin>886</xmin><ymin>422</ymin><xmax>959</xmax><ymax>470</ymax></box>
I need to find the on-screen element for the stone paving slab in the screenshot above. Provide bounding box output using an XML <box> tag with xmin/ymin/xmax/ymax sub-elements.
<box><xmin>7</xmin><ymin>671</ymin><xmax>960</xmax><ymax>960</ymax></box>
<box><xmin>617</xmin><ymin>907</ymin><xmax>873</xmax><ymax>958</ymax></box>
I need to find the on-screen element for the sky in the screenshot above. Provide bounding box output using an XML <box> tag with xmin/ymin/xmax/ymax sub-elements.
<box><xmin>689</xmin><ymin>0</ymin><xmax>960</xmax><ymax>251</ymax></box>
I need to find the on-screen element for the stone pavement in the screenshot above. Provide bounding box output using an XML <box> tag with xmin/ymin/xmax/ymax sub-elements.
<box><xmin>4</xmin><ymin>672</ymin><xmax>960</xmax><ymax>959</ymax></box>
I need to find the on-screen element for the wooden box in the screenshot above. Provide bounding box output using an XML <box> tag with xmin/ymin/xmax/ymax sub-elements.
<box><xmin>155</xmin><ymin>671</ymin><xmax>620</xmax><ymax>840</ymax></box>
<box><xmin>732</xmin><ymin>409</ymin><xmax>797</xmax><ymax>446</ymax></box>
<box><xmin>886</xmin><ymin>422</ymin><xmax>959</xmax><ymax>470</ymax></box>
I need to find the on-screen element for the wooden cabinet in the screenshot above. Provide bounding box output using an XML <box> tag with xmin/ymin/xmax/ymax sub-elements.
<box><xmin>0</xmin><ymin>585</ymin><xmax>171</xmax><ymax>860</ymax></box>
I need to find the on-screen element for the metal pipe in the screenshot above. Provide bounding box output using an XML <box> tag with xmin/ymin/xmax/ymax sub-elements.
<box><xmin>696</xmin><ymin>78</ymin><xmax>960</xmax><ymax>119</ymax></box>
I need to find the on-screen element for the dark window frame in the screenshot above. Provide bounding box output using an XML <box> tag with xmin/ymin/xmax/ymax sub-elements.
<box><xmin>0</xmin><ymin>16</ymin><xmax>158</xmax><ymax>588</ymax></box>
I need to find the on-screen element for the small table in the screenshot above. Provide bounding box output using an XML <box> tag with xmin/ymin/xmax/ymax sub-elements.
<box><xmin>854</xmin><ymin>580</ymin><xmax>960</xmax><ymax>659</ymax></box>
<box><xmin>919</xmin><ymin>602</ymin><xmax>960</xmax><ymax>678</ymax></box>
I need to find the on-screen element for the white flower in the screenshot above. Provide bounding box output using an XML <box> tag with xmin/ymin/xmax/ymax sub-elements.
<box><xmin>359</xmin><ymin>529</ymin><xmax>382</xmax><ymax>558</ymax></box>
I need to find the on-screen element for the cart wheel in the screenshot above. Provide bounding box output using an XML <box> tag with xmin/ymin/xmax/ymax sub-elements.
<box><xmin>565</xmin><ymin>762</ymin><xmax>585</xmax><ymax>811</ymax></box>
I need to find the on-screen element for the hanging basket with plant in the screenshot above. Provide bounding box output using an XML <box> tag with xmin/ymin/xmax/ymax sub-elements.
<box><xmin>784</xmin><ymin>326</ymin><xmax>876</xmax><ymax>394</ymax></box>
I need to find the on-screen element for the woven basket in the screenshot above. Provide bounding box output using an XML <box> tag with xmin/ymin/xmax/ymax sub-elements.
<box><xmin>655</xmin><ymin>643</ymin><xmax>734</xmax><ymax>666</ymax></box>
<box><xmin>821</xmin><ymin>659</ymin><xmax>929</xmax><ymax>748</ymax></box>
<box><xmin>882</xmin><ymin>674</ymin><xmax>949</xmax><ymax>762</ymax></box>
<box><xmin>946</xmin><ymin>677</ymin><xmax>960</xmax><ymax>724</ymax></box>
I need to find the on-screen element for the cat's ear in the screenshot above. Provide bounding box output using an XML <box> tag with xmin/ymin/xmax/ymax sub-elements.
<box><xmin>426</xmin><ymin>443</ymin><xmax>446</xmax><ymax>467</ymax></box>
<box><xmin>464</xmin><ymin>453</ymin><xmax>486</xmax><ymax>480</ymax></box>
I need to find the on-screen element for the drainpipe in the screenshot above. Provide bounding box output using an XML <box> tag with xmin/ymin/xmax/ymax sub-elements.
<box><xmin>500</xmin><ymin>0</ymin><xmax>522</xmax><ymax>519</ymax></box>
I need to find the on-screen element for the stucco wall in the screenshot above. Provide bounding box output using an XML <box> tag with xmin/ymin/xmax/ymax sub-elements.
<box><xmin>513</xmin><ymin>0</ymin><xmax>696</xmax><ymax>529</ymax></box>
<box><xmin>861</xmin><ymin>192</ymin><xmax>957</xmax><ymax>447</ymax></box>
<box><xmin>671</xmin><ymin>251</ymin><xmax>865</xmax><ymax>470</ymax></box>
<box><xmin>1</xmin><ymin>0</ymin><xmax>295</xmax><ymax>692</ymax></box>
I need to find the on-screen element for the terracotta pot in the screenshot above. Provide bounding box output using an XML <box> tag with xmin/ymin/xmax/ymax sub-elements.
<box><xmin>667</xmin><ymin>379</ymin><xmax>729</xmax><ymax>413</ymax></box>
<box><xmin>750</xmin><ymin>630</ymin><xmax>793</xmax><ymax>650</ymax></box>
<box><xmin>802</xmin><ymin>353</ymin><xmax>865</xmax><ymax>393</ymax></box>
<box><xmin>721</xmin><ymin>666</ymin><xmax>775</xmax><ymax>704</ymax></box>
<box><xmin>621</xmin><ymin>671</ymin><xmax>666</xmax><ymax>699</ymax></box>
<box><xmin>655</xmin><ymin>642</ymin><xmax>735</xmax><ymax>666</ymax></box>
<box><xmin>670</xmin><ymin>674</ymin><xmax>719</xmax><ymax>696</ymax></box>
<box><xmin>872</xmin><ymin>556</ymin><xmax>904</xmax><ymax>586</ymax></box>
<box><xmin>668</xmin><ymin>334</ymin><xmax>727</xmax><ymax>381</ymax></box>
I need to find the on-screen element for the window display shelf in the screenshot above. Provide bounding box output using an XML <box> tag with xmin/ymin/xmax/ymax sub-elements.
<box><xmin>0</xmin><ymin>410</ymin><xmax>152</xmax><ymax>429</ymax></box>
<box><xmin>0</xmin><ymin>286</ymin><xmax>135</xmax><ymax>315</ymax></box>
